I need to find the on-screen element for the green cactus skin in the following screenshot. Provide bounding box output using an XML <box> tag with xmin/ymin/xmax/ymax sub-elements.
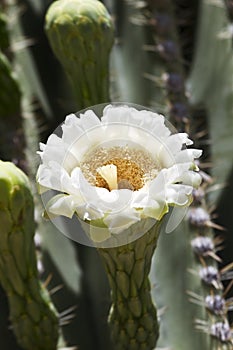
<box><xmin>0</xmin><ymin>50</ymin><xmax>27</xmax><ymax>172</ymax></box>
<box><xmin>0</xmin><ymin>11</ymin><xmax>10</xmax><ymax>51</ymax></box>
<box><xmin>141</xmin><ymin>0</ymin><xmax>233</xmax><ymax>348</ymax></box>
<box><xmin>0</xmin><ymin>161</ymin><xmax>59</xmax><ymax>350</ymax></box>
<box><xmin>0</xmin><ymin>50</ymin><xmax>21</xmax><ymax>117</ymax></box>
<box><xmin>45</xmin><ymin>0</ymin><xmax>114</xmax><ymax>109</ymax></box>
<box><xmin>144</xmin><ymin>0</ymin><xmax>189</xmax><ymax>132</ymax></box>
<box><xmin>98</xmin><ymin>223</ymin><xmax>160</xmax><ymax>350</ymax></box>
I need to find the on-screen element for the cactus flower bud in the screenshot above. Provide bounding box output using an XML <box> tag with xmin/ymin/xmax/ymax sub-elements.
<box><xmin>0</xmin><ymin>161</ymin><xmax>58</xmax><ymax>350</ymax></box>
<box><xmin>45</xmin><ymin>0</ymin><xmax>114</xmax><ymax>108</ymax></box>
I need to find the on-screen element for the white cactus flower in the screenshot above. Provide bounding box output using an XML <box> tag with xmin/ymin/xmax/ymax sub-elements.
<box><xmin>37</xmin><ymin>104</ymin><xmax>202</xmax><ymax>243</ymax></box>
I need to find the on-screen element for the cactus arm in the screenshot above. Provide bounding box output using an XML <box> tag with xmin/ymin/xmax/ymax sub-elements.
<box><xmin>189</xmin><ymin>0</ymin><xmax>233</xmax><ymax>201</ymax></box>
<box><xmin>0</xmin><ymin>161</ymin><xmax>59</xmax><ymax>350</ymax></box>
<box><xmin>109</xmin><ymin>1</ymin><xmax>155</xmax><ymax>105</ymax></box>
<box><xmin>129</xmin><ymin>1</ymin><xmax>233</xmax><ymax>349</ymax></box>
<box><xmin>150</xmin><ymin>218</ymin><xmax>211</xmax><ymax>350</ymax></box>
<box><xmin>144</xmin><ymin>0</ymin><xmax>190</xmax><ymax>131</ymax></box>
<box><xmin>126</xmin><ymin>2</ymin><xmax>209</xmax><ymax>347</ymax></box>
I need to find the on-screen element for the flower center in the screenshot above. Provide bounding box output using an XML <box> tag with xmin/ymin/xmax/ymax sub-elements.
<box><xmin>96</xmin><ymin>158</ymin><xmax>144</xmax><ymax>190</ymax></box>
<box><xmin>80</xmin><ymin>146</ymin><xmax>159</xmax><ymax>191</ymax></box>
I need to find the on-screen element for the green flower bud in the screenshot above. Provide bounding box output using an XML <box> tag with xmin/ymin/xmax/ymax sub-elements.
<box><xmin>0</xmin><ymin>161</ymin><xmax>58</xmax><ymax>350</ymax></box>
<box><xmin>45</xmin><ymin>0</ymin><xmax>114</xmax><ymax>108</ymax></box>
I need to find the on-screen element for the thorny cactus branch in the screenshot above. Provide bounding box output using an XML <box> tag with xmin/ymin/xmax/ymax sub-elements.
<box><xmin>0</xmin><ymin>161</ymin><xmax>59</xmax><ymax>350</ymax></box>
<box><xmin>129</xmin><ymin>0</ymin><xmax>233</xmax><ymax>348</ymax></box>
<box><xmin>143</xmin><ymin>0</ymin><xmax>190</xmax><ymax>131</ymax></box>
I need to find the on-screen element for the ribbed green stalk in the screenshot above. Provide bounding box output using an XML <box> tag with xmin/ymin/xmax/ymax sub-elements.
<box><xmin>98</xmin><ymin>223</ymin><xmax>160</xmax><ymax>350</ymax></box>
<box><xmin>0</xmin><ymin>161</ymin><xmax>59</xmax><ymax>350</ymax></box>
<box><xmin>45</xmin><ymin>0</ymin><xmax>114</xmax><ymax>109</ymax></box>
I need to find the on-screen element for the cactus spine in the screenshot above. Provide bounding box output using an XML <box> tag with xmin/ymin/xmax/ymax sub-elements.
<box><xmin>45</xmin><ymin>0</ymin><xmax>114</xmax><ymax>109</ymax></box>
<box><xmin>0</xmin><ymin>161</ymin><xmax>59</xmax><ymax>350</ymax></box>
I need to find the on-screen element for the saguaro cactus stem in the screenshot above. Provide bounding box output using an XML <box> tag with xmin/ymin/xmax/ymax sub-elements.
<box><xmin>0</xmin><ymin>161</ymin><xmax>59</xmax><ymax>350</ymax></box>
<box><xmin>99</xmin><ymin>223</ymin><xmax>160</xmax><ymax>350</ymax></box>
<box><xmin>45</xmin><ymin>0</ymin><xmax>114</xmax><ymax>108</ymax></box>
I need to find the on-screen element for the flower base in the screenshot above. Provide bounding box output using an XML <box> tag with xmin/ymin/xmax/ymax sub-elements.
<box><xmin>98</xmin><ymin>223</ymin><xmax>161</xmax><ymax>350</ymax></box>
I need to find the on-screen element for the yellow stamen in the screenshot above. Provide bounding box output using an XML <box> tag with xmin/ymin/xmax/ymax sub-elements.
<box><xmin>80</xmin><ymin>146</ymin><xmax>159</xmax><ymax>191</ymax></box>
<box><xmin>96</xmin><ymin>164</ymin><xmax>118</xmax><ymax>190</ymax></box>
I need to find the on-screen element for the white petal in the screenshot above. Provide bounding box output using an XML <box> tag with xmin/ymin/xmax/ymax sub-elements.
<box><xmin>95</xmin><ymin>188</ymin><xmax>133</xmax><ymax>213</ymax></box>
<box><xmin>102</xmin><ymin>104</ymin><xmax>131</xmax><ymax>123</ymax></box>
<box><xmin>37</xmin><ymin>162</ymin><xmax>77</xmax><ymax>194</ymax></box>
<box><xmin>104</xmin><ymin>207</ymin><xmax>140</xmax><ymax>234</ymax></box>
<box><xmin>131</xmin><ymin>189</ymin><xmax>150</xmax><ymax>208</ymax></box>
<box><xmin>131</xmin><ymin>178</ymin><xmax>167</xmax><ymax>220</ymax></box>
<box><xmin>75</xmin><ymin>204</ymin><xmax>104</xmax><ymax>221</ymax></box>
<box><xmin>38</xmin><ymin>133</ymin><xmax>78</xmax><ymax>172</ymax></box>
<box><xmin>179</xmin><ymin>170</ymin><xmax>202</xmax><ymax>188</ymax></box>
<box><xmin>166</xmin><ymin>184</ymin><xmax>193</xmax><ymax>206</ymax></box>
<box><xmin>159</xmin><ymin>133</ymin><xmax>193</xmax><ymax>167</ymax></box>
<box><xmin>175</xmin><ymin>148</ymin><xmax>202</xmax><ymax>164</ymax></box>
<box><xmin>61</xmin><ymin>111</ymin><xmax>102</xmax><ymax>162</ymax></box>
<box><xmin>102</xmin><ymin>105</ymin><xmax>171</xmax><ymax>138</ymax></box>
<box><xmin>62</xmin><ymin>110</ymin><xmax>100</xmax><ymax>136</ymax></box>
<box><xmin>79</xmin><ymin>110</ymin><xmax>101</xmax><ymax>130</ymax></box>
<box><xmin>62</xmin><ymin>114</ymin><xmax>85</xmax><ymax>144</ymax></box>
<box><xmin>45</xmin><ymin>194</ymin><xmax>77</xmax><ymax>218</ymax></box>
<box><xmin>149</xmin><ymin>171</ymin><xmax>167</xmax><ymax>196</ymax></box>
<box><xmin>39</xmin><ymin>142</ymin><xmax>46</xmax><ymax>151</ymax></box>
<box><xmin>70</xmin><ymin>167</ymin><xmax>123</xmax><ymax>218</ymax></box>
<box><xmin>142</xmin><ymin>201</ymin><xmax>169</xmax><ymax>220</ymax></box>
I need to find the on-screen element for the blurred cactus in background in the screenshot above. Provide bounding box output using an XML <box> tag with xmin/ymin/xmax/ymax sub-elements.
<box><xmin>0</xmin><ymin>0</ymin><xmax>233</xmax><ymax>350</ymax></box>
